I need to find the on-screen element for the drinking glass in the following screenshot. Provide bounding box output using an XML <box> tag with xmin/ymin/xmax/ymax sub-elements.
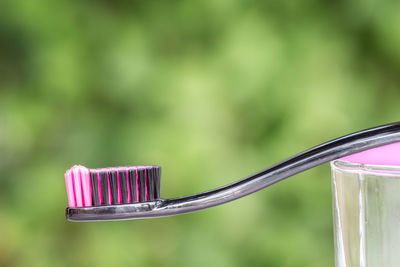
<box><xmin>331</xmin><ymin>160</ymin><xmax>400</xmax><ymax>267</ymax></box>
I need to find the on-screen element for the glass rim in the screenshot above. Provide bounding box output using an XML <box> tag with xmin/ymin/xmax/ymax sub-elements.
<box><xmin>331</xmin><ymin>159</ymin><xmax>400</xmax><ymax>176</ymax></box>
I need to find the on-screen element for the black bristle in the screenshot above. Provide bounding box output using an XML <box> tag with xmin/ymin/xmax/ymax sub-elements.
<box><xmin>99</xmin><ymin>171</ymin><xmax>109</xmax><ymax>205</ymax></box>
<box><xmin>90</xmin><ymin>172</ymin><xmax>100</xmax><ymax>206</ymax></box>
<box><xmin>128</xmin><ymin>169</ymin><xmax>137</xmax><ymax>203</ymax></box>
<box><xmin>119</xmin><ymin>170</ymin><xmax>129</xmax><ymax>204</ymax></box>
<box><xmin>109</xmin><ymin>171</ymin><xmax>119</xmax><ymax>205</ymax></box>
<box><xmin>147</xmin><ymin>168</ymin><xmax>155</xmax><ymax>201</ymax></box>
<box><xmin>91</xmin><ymin>166</ymin><xmax>161</xmax><ymax>206</ymax></box>
<box><xmin>154</xmin><ymin>166</ymin><xmax>161</xmax><ymax>199</ymax></box>
<box><xmin>137</xmin><ymin>168</ymin><xmax>146</xmax><ymax>202</ymax></box>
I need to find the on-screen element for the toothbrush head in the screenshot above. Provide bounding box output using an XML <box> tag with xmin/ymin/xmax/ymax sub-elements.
<box><xmin>65</xmin><ymin>165</ymin><xmax>161</xmax><ymax>208</ymax></box>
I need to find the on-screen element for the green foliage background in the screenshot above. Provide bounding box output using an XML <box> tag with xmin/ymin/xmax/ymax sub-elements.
<box><xmin>1</xmin><ymin>1</ymin><xmax>400</xmax><ymax>266</ymax></box>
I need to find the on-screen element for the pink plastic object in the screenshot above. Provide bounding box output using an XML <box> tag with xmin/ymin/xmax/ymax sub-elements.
<box><xmin>340</xmin><ymin>142</ymin><xmax>400</xmax><ymax>166</ymax></box>
<box><xmin>65</xmin><ymin>165</ymin><xmax>92</xmax><ymax>208</ymax></box>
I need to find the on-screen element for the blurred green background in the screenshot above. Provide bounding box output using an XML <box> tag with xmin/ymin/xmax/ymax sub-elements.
<box><xmin>1</xmin><ymin>1</ymin><xmax>400</xmax><ymax>266</ymax></box>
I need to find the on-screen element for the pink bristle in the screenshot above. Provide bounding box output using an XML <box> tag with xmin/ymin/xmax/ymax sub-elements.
<box><xmin>80</xmin><ymin>167</ymin><xmax>92</xmax><ymax>207</ymax></box>
<box><xmin>65</xmin><ymin>165</ymin><xmax>92</xmax><ymax>208</ymax></box>
<box><xmin>117</xmin><ymin>171</ymin><xmax>122</xmax><ymax>204</ymax></box>
<box><xmin>126</xmin><ymin>169</ymin><xmax>131</xmax><ymax>203</ymax></box>
<box><xmin>71</xmin><ymin>166</ymin><xmax>83</xmax><ymax>207</ymax></box>
<box><xmin>107</xmin><ymin>172</ymin><xmax>112</xmax><ymax>205</ymax></box>
<box><xmin>97</xmin><ymin>172</ymin><xmax>103</xmax><ymax>205</ymax></box>
<box><xmin>144</xmin><ymin>169</ymin><xmax>149</xmax><ymax>201</ymax></box>
<box><xmin>136</xmin><ymin>168</ymin><xmax>139</xmax><ymax>202</ymax></box>
<box><xmin>65</xmin><ymin>169</ymin><xmax>76</xmax><ymax>207</ymax></box>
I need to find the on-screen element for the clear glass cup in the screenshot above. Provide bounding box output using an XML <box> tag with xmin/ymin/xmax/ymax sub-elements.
<box><xmin>331</xmin><ymin>160</ymin><xmax>400</xmax><ymax>267</ymax></box>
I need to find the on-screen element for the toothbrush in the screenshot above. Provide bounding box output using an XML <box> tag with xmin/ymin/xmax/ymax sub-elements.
<box><xmin>65</xmin><ymin>122</ymin><xmax>400</xmax><ymax>222</ymax></box>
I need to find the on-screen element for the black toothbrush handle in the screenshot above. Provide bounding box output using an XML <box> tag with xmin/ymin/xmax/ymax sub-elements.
<box><xmin>67</xmin><ymin>122</ymin><xmax>400</xmax><ymax>221</ymax></box>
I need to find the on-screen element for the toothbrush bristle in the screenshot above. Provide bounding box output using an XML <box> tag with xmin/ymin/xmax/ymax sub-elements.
<box><xmin>65</xmin><ymin>165</ymin><xmax>161</xmax><ymax>207</ymax></box>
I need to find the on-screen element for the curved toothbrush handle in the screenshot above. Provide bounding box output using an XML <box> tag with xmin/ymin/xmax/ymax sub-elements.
<box><xmin>67</xmin><ymin>122</ymin><xmax>400</xmax><ymax>221</ymax></box>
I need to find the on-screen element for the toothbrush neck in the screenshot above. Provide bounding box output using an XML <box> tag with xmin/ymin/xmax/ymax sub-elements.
<box><xmin>159</xmin><ymin>123</ymin><xmax>400</xmax><ymax>217</ymax></box>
